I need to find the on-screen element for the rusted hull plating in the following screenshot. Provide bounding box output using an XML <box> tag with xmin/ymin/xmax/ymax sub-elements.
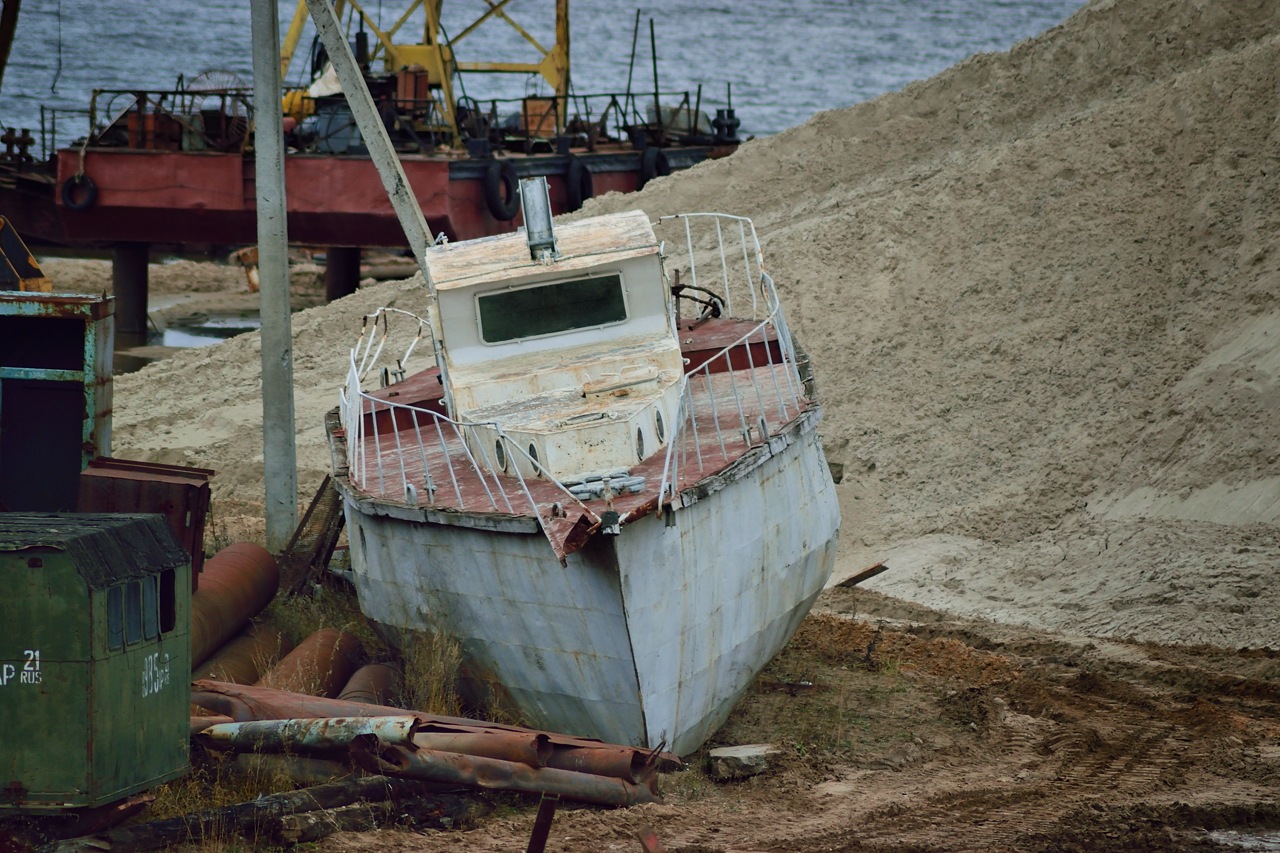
<box><xmin>338</xmin><ymin>407</ymin><xmax>839</xmax><ymax>755</ymax></box>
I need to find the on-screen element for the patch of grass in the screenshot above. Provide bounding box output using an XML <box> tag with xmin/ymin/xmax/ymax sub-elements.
<box><xmin>263</xmin><ymin>584</ymin><xmax>386</xmax><ymax>658</ymax></box>
<box><xmin>400</xmin><ymin>622</ymin><xmax>463</xmax><ymax>717</ymax></box>
<box><xmin>146</xmin><ymin>748</ymin><xmax>300</xmax><ymax>839</ymax></box>
<box><xmin>710</xmin><ymin>615</ymin><xmax>979</xmax><ymax>771</ymax></box>
<box><xmin>659</xmin><ymin>766</ymin><xmax>718</xmax><ymax>803</ymax></box>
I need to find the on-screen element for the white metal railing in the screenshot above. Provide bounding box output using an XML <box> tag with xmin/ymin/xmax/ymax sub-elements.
<box><xmin>339</xmin><ymin>349</ymin><xmax>597</xmax><ymax>520</ymax></box>
<box><xmin>654</xmin><ymin>213</ymin><xmax>806</xmax><ymax>501</ymax></box>
<box><xmin>337</xmin><ymin>213</ymin><xmax>809</xmax><ymax>517</ymax></box>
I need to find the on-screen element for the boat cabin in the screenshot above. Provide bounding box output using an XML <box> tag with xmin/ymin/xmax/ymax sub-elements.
<box><xmin>424</xmin><ymin>208</ymin><xmax>684</xmax><ymax>484</ymax></box>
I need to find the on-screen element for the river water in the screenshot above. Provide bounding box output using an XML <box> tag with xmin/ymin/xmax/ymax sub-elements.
<box><xmin>2</xmin><ymin>0</ymin><xmax>1081</xmax><ymax>154</ymax></box>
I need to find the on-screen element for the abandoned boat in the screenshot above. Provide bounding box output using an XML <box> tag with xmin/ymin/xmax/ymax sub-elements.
<box><xmin>328</xmin><ymin>180</ymin><xmax>840</xmax><ymax>755</ymax></box>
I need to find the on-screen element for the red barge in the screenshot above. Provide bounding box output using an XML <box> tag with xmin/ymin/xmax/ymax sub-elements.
<box><xmin>0</xmin><ymin>0</ymin><xmax>741</xmax><ymax>344</ymax></box>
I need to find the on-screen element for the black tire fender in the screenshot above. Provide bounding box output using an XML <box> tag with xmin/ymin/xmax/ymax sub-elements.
<box><xmin>483</xmin><ymin>160</ymin><xmax>520</xmax><ymax>221</ymax></box>
<box><xmin>565</xmin><ymin>155</ymin><xmax>594</xmax><ymax>211</ymax></box>
<box><xmin>639</xmin><ymin>147</ymin><xmax>670</xmax><ymax>188</ymax></box>
<box><xmin>61</xmin><ymin>174</ymin><xmax>99</xmax><ymax>210</ymax></box>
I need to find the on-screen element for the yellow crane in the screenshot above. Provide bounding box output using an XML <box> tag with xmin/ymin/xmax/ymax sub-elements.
<box><xmin>280</xmin><ymin>0</ymin><xmax>569</xmax><ymax>149</ymax></box>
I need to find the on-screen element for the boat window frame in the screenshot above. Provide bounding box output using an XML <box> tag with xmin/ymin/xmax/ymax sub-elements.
<box><xmin>473</xmin><ymin>270</ymin><xmax>630</xmax><ymax>346</ymax></box>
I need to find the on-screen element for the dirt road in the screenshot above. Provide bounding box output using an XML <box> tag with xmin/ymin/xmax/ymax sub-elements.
<box><xmin>308</xmin><ymin>585</ymin><xmax>1280</xmax><ymax>852</ymax></box>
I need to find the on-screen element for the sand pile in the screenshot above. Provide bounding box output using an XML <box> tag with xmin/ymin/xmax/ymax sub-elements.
<box><xmin>110</xmin><ymin>0</ymin><xmax>1277</xmax><ymax>647</ymax></box>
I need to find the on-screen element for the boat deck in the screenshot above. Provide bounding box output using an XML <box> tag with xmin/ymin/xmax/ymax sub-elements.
<box><xmin>342</xmin><ymin>317</ymin><xmax>814</xmax><ymax>557</ymax></box>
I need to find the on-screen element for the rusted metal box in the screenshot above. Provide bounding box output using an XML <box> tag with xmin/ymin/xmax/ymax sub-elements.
<box><xmin>0</xmin><ymin>293</ymin><xmax>113</xmax><ymax>513</ymax></box>
<box><xmin>0</xmin><ymin>513</ymin><xmax>190</xmax><ymax>813</ymax></box>
<box><xmin>77</xmin><ymin>458</ymin><xmax>214</xmax><ymax>590</ymax></box>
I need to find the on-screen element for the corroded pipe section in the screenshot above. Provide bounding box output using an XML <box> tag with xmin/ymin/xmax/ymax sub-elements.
<box><xmin>412</xmin><ymin>732</ymin><xmax>552</xmax><ymax>770</ymax></box>
<box><xmin>199</xmin><ymin>715</ymin><xmax>417</xmax><ymax>752</ymax></box>
<box><xmin>255</xmin><ymin>628</ymin><xmax>363</xmax><ymax>697</ymax></box>
<box><xmin>337</xmin><ymin>662</ymin><xmax>400</xmax><ymax>705</ymax></box>
<box><xmin>190</xmin><ymin>680</ymin><xmax>674</xmax><ymax>784</ymax></box>
<box><xmin>193</xmin><ymin>622</ymin><xmax>293</xmax><ymax>684</ymax></box>
<box><xmin>190</xmin><ymin>543</ymin><xmax>280</xmax><ymax>668</ymax></box>
<box><xmin>354</xmin><ymin>742</ymin><xmax>659</xmax><ymax>808</ymax></box>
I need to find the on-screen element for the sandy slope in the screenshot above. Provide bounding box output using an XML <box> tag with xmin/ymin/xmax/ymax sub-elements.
<box><xmin>93</xmin><ymin>0</ymin><xmax>1279</xmax><ymax>647</ymax></box>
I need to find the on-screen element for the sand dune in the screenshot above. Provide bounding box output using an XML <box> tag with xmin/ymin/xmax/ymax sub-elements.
<box><xmin>110</xmin><ymin>0</ymin><xmax>1279</xmax><ymax>647</ymax></box>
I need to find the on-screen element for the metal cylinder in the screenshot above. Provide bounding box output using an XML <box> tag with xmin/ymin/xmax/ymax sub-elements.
<box><xmin>193</xmin><ymin>622</ymin><xmax>293</xmax><ymax>684</ymax></box>
<box><xmin>200</xmin><ymin>715</ymin><xmax>418</xmax><ymax>753</ymax></box>
<box><xmin>256</xmin><ymin>628</ymin><xmax>364</xmax><ymax>697</ymax></box>
<box><xmin>337</xmin><ymin>662</ymin><xmax>400</xmax><ymax>705</ymax></box>
<box><xmin>357</xmin><ymin>743</ymin><xmax>659</xmax><ymax>807</ymax></box>
<box><xmin>190</xmin><ymin>543</ymin><xmax>280</xmax><ymax>668</ymax></box>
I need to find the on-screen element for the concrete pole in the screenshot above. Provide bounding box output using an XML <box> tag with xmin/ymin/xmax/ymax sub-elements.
<box><xmin>250</xmin><ymin>0</ymin><xmax>298</xmax><ymax>552</ymax></box>
<box><xmin>110</xmin><ymin>243</ymin><xmax>149</xmax><ymax>349</ymax></box>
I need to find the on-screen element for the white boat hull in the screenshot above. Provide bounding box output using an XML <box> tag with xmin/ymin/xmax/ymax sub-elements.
<box><xmin>338</xmin><ymin>408</ymin><xmax>838</xmax><ymax>755</ymax></box>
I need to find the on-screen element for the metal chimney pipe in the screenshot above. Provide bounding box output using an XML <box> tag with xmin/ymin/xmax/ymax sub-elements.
<box><xmin>520</xmin><ymin>177</ymin><xmax>558</xmax><ymax>262</ymax></box>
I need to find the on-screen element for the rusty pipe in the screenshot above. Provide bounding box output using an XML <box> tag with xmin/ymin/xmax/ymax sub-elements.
<box><xmin>195</xmin><ymin>713</ymin><xmax>554</xmax><ymax>772</ymax></box>
<box><xmin>190</xmin><ymin>680</ymin><xmax>677</xmax><ymax>779</ymax></box>
<box><xmin>193</xmin><ymin>622</ymin><xmax>292</xmax><ymax>684</ymax></box>
<box><xmin>412</xmin><ymin>731</ymin><xmax>552</xmax><ymax>769</ymax></box>
<box><xmin>354</xmin><ymin>742</ymin><xmax>659</xmax><ymax>807</ymax></box>
<box><xmin>190</xmin><ymin>543</ymin><xmax>280</xmax><ymax>668</ymax></box>
<box><xmin>255</xmin><ymin>628</ymin><xmax>363</xmax><ymax>697</ymax></box>
<box><xmin>190</xmin><ymin>715</ymin><xmax>235</xmax><ymax>736</ymax></box>
<box><xmin>337</xmin><ymin>662</ymin><xmax>400</xmax><ymax>705</ymax></box>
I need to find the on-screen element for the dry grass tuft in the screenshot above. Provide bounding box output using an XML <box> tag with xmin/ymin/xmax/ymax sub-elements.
<box><xmin>400</xmin><ymin>622</ymin><xmax>463</xmax><ymax>717</ymax></box>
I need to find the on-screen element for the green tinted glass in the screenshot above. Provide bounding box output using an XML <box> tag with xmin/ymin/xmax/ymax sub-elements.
<box><xmin>479</xmin><ymin>275</ymin><xmax>626</xmax><ymax>343</ymax></box>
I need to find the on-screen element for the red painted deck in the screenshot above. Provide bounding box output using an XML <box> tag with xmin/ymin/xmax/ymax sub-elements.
<box><xmin>343</xmin><ymin>317</ymin><xmax>810</xmax><ymax>558</ymax></box>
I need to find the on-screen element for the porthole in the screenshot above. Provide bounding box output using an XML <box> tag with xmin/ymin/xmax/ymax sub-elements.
<box><xmin>495</xmin><ymin>439</ymin><xmax>507</xmax><ymax>471</ymax></box>
<box><xmin>528</xmin><ymin>443</ymin><xmax>540</xmax><ymax>474</ymax></box>
<box><xmin>655</xmin><ymin>410</ymin><xmax>665</xmax><ymax>442</ymax></box>
<box><xmin>636</xmin><ymin>426</ymin><xmax>646</xmax><ymax>462</ymax></box>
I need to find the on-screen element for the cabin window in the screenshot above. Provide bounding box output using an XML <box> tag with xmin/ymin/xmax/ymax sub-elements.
<box><xmin>107</xmin><ymin>586</ymin><xmax>124</xmax><ymax>651</ymax></box>
<box><xmin>125</xmin><ymin>580</ymin><xmax>142</xmax><ymax>645</ymax></box>
<box><xmin>142</xmin><ymin>575</ymin><xmax>159</xmax><ymax>641</ymax></box>
<box><xmin>159</xmin><ymin>569</ymin><xmax>177</xmax><ymax>633</ymax></box>
<box><xmin>478</xmin><ymin>274</ymin><xmax>626</xmax><ymax>343</ymax></box>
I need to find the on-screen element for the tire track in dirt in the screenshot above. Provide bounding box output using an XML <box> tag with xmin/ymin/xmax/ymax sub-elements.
<box><xmin>739</xmin><ymin>613</ymin><xmax>1279</xmax><ymax>853</ymax></box>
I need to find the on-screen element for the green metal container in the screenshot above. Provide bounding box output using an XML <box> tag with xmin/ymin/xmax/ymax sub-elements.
<box><xmin>0</xmin><ymin>513</ymin><xmax>191</xmax><ymax>813</ymax></box>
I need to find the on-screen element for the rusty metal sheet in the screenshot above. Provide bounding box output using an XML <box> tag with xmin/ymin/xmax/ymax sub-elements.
<box><xmin>77</xmin><ymin>457</ymin><xmax>214</xmax><ymax>583</ymax></box>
